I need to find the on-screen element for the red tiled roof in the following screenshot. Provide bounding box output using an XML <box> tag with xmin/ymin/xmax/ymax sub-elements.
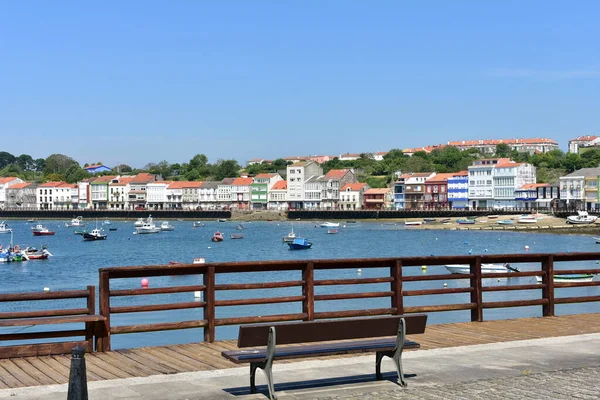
<box><xmin>0</xmin><ymin>177</ymin><xmax>19</xmax><ymax>184</ymax></box>
<box><xmin>495</xmin><ymin>162</ymin><xmax>523</xmax><ymax>168</ymax></box>
<box><xmin>39</xmin><ymin>181</ymin><xmax>65</xmax><ymax>187</ymax></box>
<box><xmin>341</xmin><ymin>183</ymin><xmax>367</xmax><ymax>191</ymax></box>
<box><xmin>92</xmin><ymin>175</ymin><xmax>117</xmax><ymax>183</ymax></box>
<box><xmin>58</xmin><ymin>183</ymin><xmax>77</xmax><ymax>188</ymax></box>
<box><xmin>426</xmin><ymin>173</ymin><xmax>456</xmax><ymax>182</ymax></box>
<box><xmin>364</xmin><ymin>188</ymin><xmax>390</xmax><ymax>194</ymax></box>
<box><xmin>8</xmin><ymin>182</ymin><xmax>31</xmax><ymax>189</ymax></box>
<box><xmin>324</xmin><ymin>169</ymin><xmax>350</xmax><ymax>179</ymax></box>
<box><xmin>168</xmin><ymin>181</ymin><xmax>204</xmax><ymax>189</ymax></box>
<box><xmin>271</xmin><ymin>181</ymin><xmax>287</xmax><ymax>190</ymax></box>
<box><xmin>110</xmin><ymin>177</ymin><xmax>134</xmax><ymax>186</ymax></box>
<box><xmin>255</xmin><ymin>173</ymin><xmax>277</xmax><ymax>178</ymax></box>
<box><xmin>131</xmin><ymin>173</ymin><xmax>155</xmax><ymax>183</ymax></box>
<box><xmin>570</xmin><ymin>135</ymin><xmax>599</xmax><ymax>142</ymax></box>
<box><xmin>232</xmin><ymin>177</ymin><xmax>253</xmax><ymax>186</ymax></box>
<box><xmin>520</xmin><ymin>183</ymin><xmax>548</xmax><ymax>189</ymax></box>
<box><xmin>448</xmin><ymin>138</ymin><xmax>558</xmax><ymax>146</ymax></box>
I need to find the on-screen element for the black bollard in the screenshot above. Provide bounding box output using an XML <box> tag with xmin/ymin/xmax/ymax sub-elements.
<box><xmin>67</xmin><ymin>346</ymin><xmax>88</xmax><ymax>400</ymax></box>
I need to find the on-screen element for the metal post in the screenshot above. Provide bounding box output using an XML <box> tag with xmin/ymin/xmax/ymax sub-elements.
<box><xmin>67</xmin><ymin>346</ymin><xmax>88</xmax><ymax>400</ymax></box>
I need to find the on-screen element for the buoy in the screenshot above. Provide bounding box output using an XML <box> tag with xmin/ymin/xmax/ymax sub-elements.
<box><xmin>357</xmin><ymin>268</ymin><xmax>362</xmax><ymax>274</ymax></box>
<box><xmin>525</xmin><ymin>245</ymin><xmax>530</xmax><ymax>251</ymax></box>
<box><xmin>484</xmin><ymin>249</ymin><xmax>489</xmax><ymax>252</ymax></box>
<box><xmin>421</xmin><ymin>265</ymin><xmax>427</xmax><ymax>271</ymax></box>
<box><xmin>141</xmin><ymin>278</ymin><xmax>149</xmax><ymax>288</ymax></box>
<box><xmin>443</xmin><ymin>283</ymin><xmax>448</xmax><ymax>287</ymax></box>
<box><xmin>194</xmin><ymin>291</ymin><xmax>202</xmax><ymax>300</ymax></box>
<box><xmin>468</xmin><ymin>250</ymin><xmax>472</xmax><ymax>254</ymax></box>
<box><xmin>43</xmin><ymin>287</ymin><xmax>50</xmax><ymax>292</ymax></box>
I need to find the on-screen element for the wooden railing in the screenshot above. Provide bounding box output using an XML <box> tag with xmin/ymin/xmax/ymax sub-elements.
<box><xmin>97</xmin><ymin>253</ymin><xmax>600</xmax><ymax>351</ymax></box>
<box><xmin>0</xmin><ymin>286</ymin><xmax>105</xmax><ymax>357</ymax></box>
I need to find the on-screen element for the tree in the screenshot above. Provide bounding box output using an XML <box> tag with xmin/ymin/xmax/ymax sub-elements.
<box><xmin>64</xmin><ymin>165</ymin><xmax>91</xmax><ymax>183</ymax></box>
<box><xmin>113</xmin><ymin>164</ymin><xmax>133</xmax><ymax>173</ymax></box>
<box><xmin>43</xmin><ymin>154</ymin><xmax>78</xmax><ymax>175</ymax></box>
<box><xmin>495</xmin><ymin>143</ymin><xmax>511</xmax><ymax>158</ymax></box>
<box><xmin>34</xmin><ymin>158</ymin><xmax>45</xmax><ymax>172</ymax></box>
<box><xmin>213</xmin><ymin>159</ymin><xmax>241</xmax><ymax>180</ymax></box>
<box><xmin>271</xmin><ymin>158</ymin><xmax>290</xmax><ymax>170</ymax></box>
<box><xmin>16</xmin><ymin>154</ymin><xmax>35</xmax><ymax>171</ymax></box>
<box><xmin>0</xmin><ymin>151</ymin><xmax>16</xmax><ymax>169</ymax></box>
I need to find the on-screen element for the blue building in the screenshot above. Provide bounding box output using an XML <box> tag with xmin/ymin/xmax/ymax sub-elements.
<box><xmin>83</xmin><ymin>164</ymin><xmax>112</xmax><ymax>174</ymax></box>
<box><xmin>447</xmin><ymin>171</ymin><xmax>469</xmax><ymax>209</ymax></box>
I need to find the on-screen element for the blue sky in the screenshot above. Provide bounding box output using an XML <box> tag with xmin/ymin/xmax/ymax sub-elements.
<box><xmin>1</xmin><ymin>1</ymin><xmax>599</xmax><ymax>168</ymax></box>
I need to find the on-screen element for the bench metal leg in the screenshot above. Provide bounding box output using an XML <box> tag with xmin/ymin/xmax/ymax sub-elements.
<box><xmin>374</xmin><ymin>317</ymin><xmax>408</xmax><ymax>387</ymax></box>
<box><xmin>248</xmin><ymin>326</ymin><xmax>278</xmax><ymax>400</ymax></box>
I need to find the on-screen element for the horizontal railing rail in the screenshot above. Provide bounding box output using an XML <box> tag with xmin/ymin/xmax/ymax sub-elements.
<box><xmin>96</xmin><ymin>252</ymin><xmax>600</xmax><ymax>351</ymax></box>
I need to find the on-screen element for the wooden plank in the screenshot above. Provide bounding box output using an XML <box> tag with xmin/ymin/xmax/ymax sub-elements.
<box><xmin>139</xmin><ymin>347</ymin><xmax>198</xmax><ymax>371</ymax></box>
<box><xmin>151</xmin><ymin>346</ymin><xmax>213</xmax><ymax>370</ymax></box>
<box><xmin>129</xmin><ymin>348</ymin><xmax>190</xmax><ymax>373</ymax></box>
<box><xmin>96</xmin><ymin>352</ymin><xmax>157</xmax><ymax>376</ymax></box>
<box><xmin>0</xmin><ymin>341</ymin><xmax>90</xmax><ymax>358</ymax></box>
<box><xmin>92</xmin><ymin>352</ymin><xmax>151</xmax><ymax>378</ymax></box>
<box><xmin>115</xmin><ymin>349</ymin><xmax>180</xmax><ymax>374</ymax></box>
<box><xmin>0</xmin><ymin>315</ymin><xmax>105</xmax><ymax>327</ymax></box>
<box><xmin>164</xmin><ymin>345</ymin><xmax>225</xmax><ymax>369</ymax></box>
<box><xmin>0</xmin><ymin>362</ymin><xmax>26</xmax><ymax>387</ymax></box>
<box><xmin>34</xmin><ymin>356</ymin><xmax>70</xmax><ymax>382</ymax></box>
<box><xmin>22</xmin><ymin>357</ymin><xmax>66</xmax><ymax>384</ymax></box>
<box><xmin>179</xmin><ymin>343</ymin><xmax>236</xmax><ymax>369</ymax></box>
<box><xmin>10</xmin><ymin>358</ymin><xmax>56</xmax><ymax>386</ymax></box>
<box><xmin>51</xmin><ymin>355</ymin><xmax>104</xmax><ymax>382</ymax></box>
<box><xmin>0</xmin><ymin>359</ymin><xmax>41</xmax><ymax>387</ymax></box>
<box><xmin>83</xmin><ymin>355</ymin><xmax>127</xmax><ymax>380</ymax></box>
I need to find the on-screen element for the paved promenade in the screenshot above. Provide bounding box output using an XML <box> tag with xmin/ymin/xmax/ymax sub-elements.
<box><xmin>1</xmin><ymin>333</ymin><xmax>598</xmax><ymax>400</ymax></box>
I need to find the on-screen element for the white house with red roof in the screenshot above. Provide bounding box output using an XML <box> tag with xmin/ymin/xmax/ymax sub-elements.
<box><xmin>267</xmin><ymin>180</ymin><xmax>288</xmax><ymax>210</ymax></box>
<box><xmin>36</xmin><ymin>181</ymin><xmax>66</xmax><ymax>210</ymax></box>
<box><xmin>286</xmin><ymin>161</ymin><xmax>324</xmax><ymax>209</ymax></box>
<box><xmin>78</xmin><ymin>177</ymin><xmax>97</xmax><ymax>209</ymax></box>
<box><xmin>6</xmin><ymin>182</ymin><xmax>38</xmax><ymax>209</ymax></box>
<box><xmin>339</xmin><ymin>183</ymin><xmax>370</xmax><ymax>210</ymax></box>
<box><xmin>568</xmin><ymin>135</ymin><xmax>600</xmax><ymax>153</ymax></box>
<box><xmin>108</xmin><ymin>176</ymin><xmax>134</xmax><ymax>209</ymax></box>
<box><xmin>146</xmin><ymin>181</ymin><xmax>172</xmax><ymax>209</ymax></box>
<box><xmin>448</xmin><ymin>138</ymin><xmax>558</xmax><ymax>154</ymax></box>
<box><xmin>90</xmin><ymin>175</ymin><xmax>119</xmax><ymax>209</ymax></box>
<box><xmin>231</xmin><ymin>177</ymin><xmax>253</xmax><ymax>209</ymax></box>
<box><xmin>338</xmin><ymin>153</ymin><xmax>360</xmax><ymax>161</ymax></box>
<box><xmin>250</xmin><ymin>173</ymin><xmax>283</xmax><ymax>210</ymax></box>
<box><xmin>166</xmin><ymin>181</ymin><xmax>204</xmax><ymax>210</ymax></box>
<box><xmin>128</xmin><ymin>173</ymin><xmax>157</xmax><ymax>209</ymax></box>
<box><xmin>0</xmin><ymin>177</ymin><xmax>23</xmax><ymax>209</ymax></box>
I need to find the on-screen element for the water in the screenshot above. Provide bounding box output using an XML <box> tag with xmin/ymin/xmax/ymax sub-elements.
<box><xmin>1</xmin><ymin>219</ymin><xmax>599</xmax><ymax>349</ymax></box>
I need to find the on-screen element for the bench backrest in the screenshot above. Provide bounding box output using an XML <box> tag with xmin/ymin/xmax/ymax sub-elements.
<box><xmin>237</xmin><ymin>314</ymin><xmax>427</xmax><ymax>347</ymax></box>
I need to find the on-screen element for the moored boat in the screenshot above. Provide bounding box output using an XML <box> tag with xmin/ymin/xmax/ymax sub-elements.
<box><xmin>160</xmin><ymin>221</ymin><xmax>175</xmax><ymax>231</ymax></box>
<box><xmin>320</xmin><ymin>222</ymin><xmax>340</xmax><ymax>228</ymax></box>
<box><xmin>83</xmin><ymin>228</ymin><xmax>107</xmax><ymax>241</ymax></box>
<box><xmin>287</xmin><ymin>237</ymin><xmax>312</xmax><ymax>250</ymax></box>
<box><xmin>193</xmin><ymin>222</ymin><xmax>205</xmax><ymax>227</ymax></box>
<box><xmin>0</xmin><ymin>221</ymin><xmax>12</xmax><ymax>234</ymax></box>
<box><xmin>282</xmin><ymin>224</ymin><xmax>297</xmax><ymax>243</ymax></box>
<box><xmin>230</xmin><ymin>233</ymin><xmax>244</xmax><ymax>239</ymax></box>
<box><xmin>31</xmin><ymin>225</ymin><xmax>56</xmax><ymax>236</ymax></box>
<box><xmin>135</xmin><ymin>215</ymin><xmax>160</xmax><ymax>234</ymax></box>
<box><xmin>444</xmin><ymin>263</ymin><xmax>519</xmax><ymax>274</ymax></box>
<box><xmin>405</xmin><ymin>221</ymin><xmax>423</xmax><ymax>226</ymax></box>
<box><xmin>517</xmin><ymin>215</ymin><xmax>537</xmax><ymax>224</ymax></box>
<box><xmin>327</xmin><ymin>228</ymin><xmax>338</xmax><ymax>234</ymax></box>
<box><xmin>535</xmin><ymin>274</ymin><xmax>594</xmax><ymax>283</ymax></box>
<box><xmin>497</xmin><ymin>220</ymin><xmax>514</xmax><ymax>225</ymax></box>
<box><xmin>212</xmin><ymin>231</ymin><xmax>224</xmax><ymax>242</ymax></box>
<box><xmin>566</xmin><ymin>211</ymin><xmax>598</xmax><ymax>224</ymax></box>
<box><xmin>65</xmin><ymin>216</ymin><xmax>85</xmax><ymax>227</ymax></box>
<box><xmin>456</xmin><ymin>219</ymin><xmax>476</xmax><ymax>225</ymax></box>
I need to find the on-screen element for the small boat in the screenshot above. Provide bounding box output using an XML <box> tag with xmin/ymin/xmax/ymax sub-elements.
<box><xmin>488</xmin><ymin>215</ymin><xmax>499</xmax><ymax>219</ymax></box>
<box><xmin>134</xmin><ymin>218</ymin><xmax>145</xmax><ymax>227</ymax></box>
<box><xmin>497</xmin><ymin>220</ymin><xmax>514</xmax><ymax>225</ymax></box>
<box><xmin>287</xmin><ymin>237</ymin><xmax>312</xmax><ymax>250</ymax></box>
<box><xmin>83</xmin><ymin>228</ymin><xmax>107</xmax><ymax>241</ymax></box>
<box><xmin>135</xmin><ymin>215</ymin><xmax>161</xmax><ymax>234</ymax></box>
<box><xmin>566</xmin><ymin>211</ymin><xmax>598</xmax><ymax>224</ymax></box>
<box><xmin>456</xmin><ymin>219</ymin><xmax>476</xmax><ymax>225</ymax></box>
<box><xmin>0</xmin><ymin>248</ymin><xmax>29</xmax><ymax>263</ymax></box>
<box><xmin>517</xmin><ymin>215</ymin><xmax>537</xmax><ymax>224</ymax></box>
<box><xmin>65</xmin><ymin>216</ymin><xmax>85</xmax><ymax>227</ymax></box>
<box><xmin>423</xmin><ymin>218</ymin><xmax>437</xmax><ymax>223</ymax></box>
<box><xmin>230</xmin><ymin>233</ymin><xmax>244</xmax><ymax>239</ymax></box>
<box><xmin>109</xmin><ymin>227</ymin><xmax>118</xmax><ymax>231</ymax></box>
<box><xmin>27</xmin><ymin>218</ymin><xmax>36</xmax><ymax>223</ymax></box>
<box><xmin>327</xmin><ymin>228</ymin><xmax>338</xmax><ymax>234</ymax></box>
<box><xmin>320</xmin><ymin>222</ymin><xmax>340</xmax><ymax>228</ymax></box>
<box><xmin>24</xmin><ymin>246</ymin><xmax>52</xmax><ymax>260</ymax></box>
<box><xmin>282</xmin><ymin>224</ymin><xmax>297</xmax><ymax>243</ymax></box>
<box><xmin>440</xmin><ymin>218</ymin><xmax>451</xmax><ymax>224</ymax></box>
<box><xmin>32</xmin><ymin>225</ymin><xmax>56</xmax><ymax>236</ymax></box>
<box><xmin>160</xmin><ymin>221</ymin><xmax>175</xmax><ymax>231</ymax></box>
<box><xmin>193</xmin><ymin>222</ymin><xmax>205</xmax><ymax>227</ymax></box>
<box><xmin>73</xmin><ymin>228</ymin><xmax>88</xmax><ymax>235</ymax></box>
<box><xmin>217</xmin><ymin>219</ymin><xmax>227</xmax><ymax>222</ymax></box>
<box><xmin>535</xmin><ymin>274</ymin><xmax>594</xmax><ymax>283</ymax></box>
<box><xmin>236</xmin><ymin>224</ymin><xmax>244</xmax><ymax>230</ymax></box>
<box><xmin>346</xmin><ymin>220</ymin><xmax>357</xmax><ymax>224</ymax></box>
<box><xmin>211</xmin><ymin>231</ymin><xmax>224</xmax><ymax>242</ymax></box>
<box><xmin>405</xmin><ymin>221</ymin><xmax>423</xmax><ymax>226</ymax></box>
<box><xmin>0</xmin><ymin>221</ymin><xmax>12</xmax><ymax>234</ymax></box>
<box><xmin>103</xmin><ymin>220</ymin><xmax>111</xmax><ymax>225</ymax></box>
<box><xmin>445</xmin><ymin>263</ymin><xmax>519</xmax><ymax>274</ymax></box>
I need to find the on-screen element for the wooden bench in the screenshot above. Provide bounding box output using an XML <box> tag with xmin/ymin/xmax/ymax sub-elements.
<box><xmin>0</xmin><ymin>286</ymin><xmax>107</xmax><ymax>358</ymax></box>
<box><xmin>222</xmin><ymin>314</ymin><xmax>427</xmax><ymax>399</ymax></box>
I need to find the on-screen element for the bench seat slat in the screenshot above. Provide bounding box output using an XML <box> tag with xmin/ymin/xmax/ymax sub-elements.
<box><xmin>0</xmin><ymin>314</ymin><xmax>107</xmax><ymax>327</ymax></box>
<box><xmin>222</xmin><ymin>339</ymin><xmax>420</xmax><ymax>363</ymax></box>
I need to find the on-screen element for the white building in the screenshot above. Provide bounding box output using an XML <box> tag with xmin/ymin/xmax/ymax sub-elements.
<box><xmin>0</xmin><ymin>177</ymin><xmax>23</xmax><ymax>209</ymax></box>
<box><xmin>568</xmin><ymin>135</ymin><xmax>600</xmax><ymax>153</ymax></box>
<box><xmin>109</xmin><ymin>177</ymin><xmax>134</xmax><ymax>209</ymax></box>
<box><xmin>37</xmin><ymin>181</ymin><xmax>65</xmax><ymax>210</ymax></box>
<box><xmin>198</xmin><ymin>181</ymin><xmax>219</xmax><ymax>209</ymax></box>
<box><xmin>286</xmin><ymin>161</ymin><xmax>323</xmax><ymax>209</ymax></box>
<box><xmin>493</xmin><ymin>161</ymin><xmax>536</xmax><ymax>208</ymax></box>
<box><xmin>339</xmin><ymin>183</ymin><xmax>369</xmax><ymax>210</ymax></box>
<box><xmin>468</xmin><ymin>159</ymin><xmax>506</xmax><ymax>209</ymax></box>
<box><xmin>559</xmin><ymin>168</ymin><xmax>600</xmax><ymax>210</ymax></box>
<box><xmin>449</xmin><ymin>138</ymin><xmax>558</xmax><ymax>154</ymax></box>
<box><xmin>128</xmin><ymin>173</ymin><xmax>156</xmax><ymax>209</ymax></box>
<box><xmin>231</xmin><ymin>177</ymin><xmax>253</xmax><ymax>209</ymax></box>
<box><xmin>6</xmin><ymin>182</ymin><xmax>38</xmax><ymax>209</ymax></box>
<box><xmin>217</xmin><ymin>178</ymin><xmax>235</xmax><ymax>206</ymax></box>
<box><xmin>318</xmin><ymin>169</ymin><xmax>357</xmax><ymax>209</ymax></box>
<box><xmin>146</xmin><ymin>181</ymin><xmax>171</xmax><ymax>209</ymax></box>
<box><xmin>267</xmin><ymin>180</ymin><xmax>288</xmax><ymax>210</ymax></box>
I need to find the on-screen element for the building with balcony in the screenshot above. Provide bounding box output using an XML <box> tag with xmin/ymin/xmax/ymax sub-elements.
<box><xmin>339</xmin><ymin>183</ymin><xmax>369</xmax><ymax>210</ymax></box>
<box><xmin>403</xmin><ymin>173</ymin><xmax>435</xmax><ymax>210</ymax></box>
<box><xmin>197</xmin><ymin>181</ymin><xmax>218</xmax><ymax>210</ymax></box>
<box><xmin>424</xmin><ymin>173</ymin><xmax>455</xmax><ymax>210</ymax></box>
<box><xmin>231</xmin><ymin>177</ymin><xmax>253</xmax><ymax>209</ymax></box>
<box><xmin>217</xmin><ymin>178</ymin><xmax>235</xmax><ymax>206</ymax></box>
<box><xmin>6</xmin><ymin>182</ymin><xmax>38</xmax><ymax>209</ymax></box>
<box><xmin>0</xmin><ymin>177</ymin><xmax>23</xmax><ymax>209</ymax></box>
<box><xmin>251</xmin><ymin>173</ymin><xmax>283</xmax><ymax>210</ymax></box>
<box><xmin>447</xmin><ymin>171</ymin><xmax>469</xmax><ymax>209</ymax></box>
<box><xmin>448</xmin><ymin>138</ymin><xmax>558</xmax><ymax>154</ymax></box>
<box><xmin>468</xmin><ymin>159</ymin><xmax>508</xmax><ymax>209</ymax></box>
<box><xmin>286</xmin><ymin>161</ymin><xmax>323</xmax><ymax>210</ymax></box>
<box><xmin>108</xmin><ymin>177</ymin><xmax>133</xmax><ymax>209</ymax></box>
<box><xmin>363</xmin><ymin>188</ymin><xmax>391</xmax><ymax>209</ymax></box>
<box><xmin>128</xmin><ymin>173</ymin><xmax>156</xmax><ymax>209</ymax></box>
<box><xmin>318</xmin><ymin>169</ymin><xmax>357</xmax><ymax>209</ymax></box>
<box><xmin>267</xmin><ymin>180</ymin><xmax>288</xmax><ymax>210</ymax></box>
<box><xmin>37</xmin><ymin>182</ymin><xmax>64</xmax><ymax>210</ymax></box>
<box><xmin>559</xmin><ymin>168</ymin><xmax>600</xmax><ymax>210</ymax></box>
<box><xmin>147</xmin><ymin>181</ymin><xmax>172</xmax><ymax>209</ymax></box>
<box><xmin>90</xmin><ymin>175</ymin><xmax>118</xmax><ymax>209</ymax></box>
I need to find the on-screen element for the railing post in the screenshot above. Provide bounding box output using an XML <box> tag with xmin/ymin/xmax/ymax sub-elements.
<box><xmin>203</xmin><ymin>266</ymin><xmax>216</xmax><ymax>342</ymax></box>
<box><xmin>98</xmin><ymin>271</ymin><xmax>110</xmax><ymax>351</ymax></box>
<box><xmin>390</xmin><ymin>260</ymin><xmax>404</xmax><ymax>314</ymax></box>
<box><xmin>542</xmin><ymin>255</ymin><xmax>555</xmax><ymax>317</ymax></box>
<box><xmin>470</xmin><ymin>256</ymin><xmax>483</xmax><ymax>322</ymax></box>
<box><xmin>85</xmin><ymin>286</ymin><xmax>95</xmax><ymax>351</ymax></box>
<box><xmin>302</xmin><ymin>262</ymin><xmax>314</xmax><ymax>321</ymax></box>
<box><xmin>67</xmin><ymin>346</ymin><xmax>88</xmax><ymax>400</ymax></box>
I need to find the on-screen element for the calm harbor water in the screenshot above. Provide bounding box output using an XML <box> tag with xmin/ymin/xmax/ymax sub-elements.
<box><xmin>1</xmin><ymin>218</ymin><xmax>599</xmax><ymax>349</ymax></box>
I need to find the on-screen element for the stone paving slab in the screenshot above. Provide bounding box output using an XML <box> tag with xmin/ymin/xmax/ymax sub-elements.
<box><xmin>2</xmin><ymin>333</ymin><xmax>599</xmax><ymax>400</ymax></box>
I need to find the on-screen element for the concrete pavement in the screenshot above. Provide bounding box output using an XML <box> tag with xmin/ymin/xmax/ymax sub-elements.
<box><xmin>2</xmin><ymin>333</ymin><xmax>599</xmax><ymax>400</ymax></box>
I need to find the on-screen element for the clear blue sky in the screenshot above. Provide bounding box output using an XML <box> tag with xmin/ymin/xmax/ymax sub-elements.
<box><xmin>1</xmin><ymin>1</ymin><xmax>599</xmax><ymax>168</ymax></box>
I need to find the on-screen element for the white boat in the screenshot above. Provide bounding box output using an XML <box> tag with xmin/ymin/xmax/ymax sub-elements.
<box><xmin>160</xmin><ymin>221</ymin><xmax>175</xmax><ymax>231</ymax></box>
<box><xmin>282</xmin><ymin>224</ymin><xmax>297</xmax><ymax>243</ymax></box>
<box><xmin>65</xmin><ymin>216</ymin><xmax>85</xmax><ymax>227</ymax></box>
<box><xmin>517</xmin><ymin>215</ymin><xmax>537</xmax><ymax>224</ymax></box>
<box><xmin>103</xmin><ymin>220</ymin><xmax>111</xmax><ymax>225</ymax></box>
<box><xmin>320</xmin><ymin>222</ymin><xmax>340</xmax><ymax>228</ymax></box>
<box><xmin>445</xmin><ymin>263</ymin><xmax>518</xmax><ymax>274</ymax></box>
<box><xmin>535</xmin><ymin>274</ymin><xmax>594</xmax><ymax>283</ymax></box>
<box><xmin>405</xmin><ymin>221</ymin><xmax>423</xmax><ymax>226</ymax></box>
<box><xmin>566</xmin><ymin>211</ymin><xmax>598</xmax><ymax>225</ymax></box>
<box><xmin>0</xmin><ymin>221</ymin><xmax>12</xmax><ymax>234</ymax></box>
<box><xmin>30</xmin><ymin>223</ymin><xmax>48</xmax><ymax>233</ymax></box>
<box><xmin>193</xmin><ymin>222</ymin><xmax>205</xmax><ymax>227</ymax></box>
<box><xmin>83</xmin><ymin>228</ymin><xmax>107</xmax><ymax>241</ymax></box>
<box><xmin>134</xmin><ymin>218</ymin><xmax>145</xmax><ymax>227</ymax></box>
<box><xmin>135</xmin><ymin>215</ymin><xmax>161</xmax><ymax>234</ymax></box>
